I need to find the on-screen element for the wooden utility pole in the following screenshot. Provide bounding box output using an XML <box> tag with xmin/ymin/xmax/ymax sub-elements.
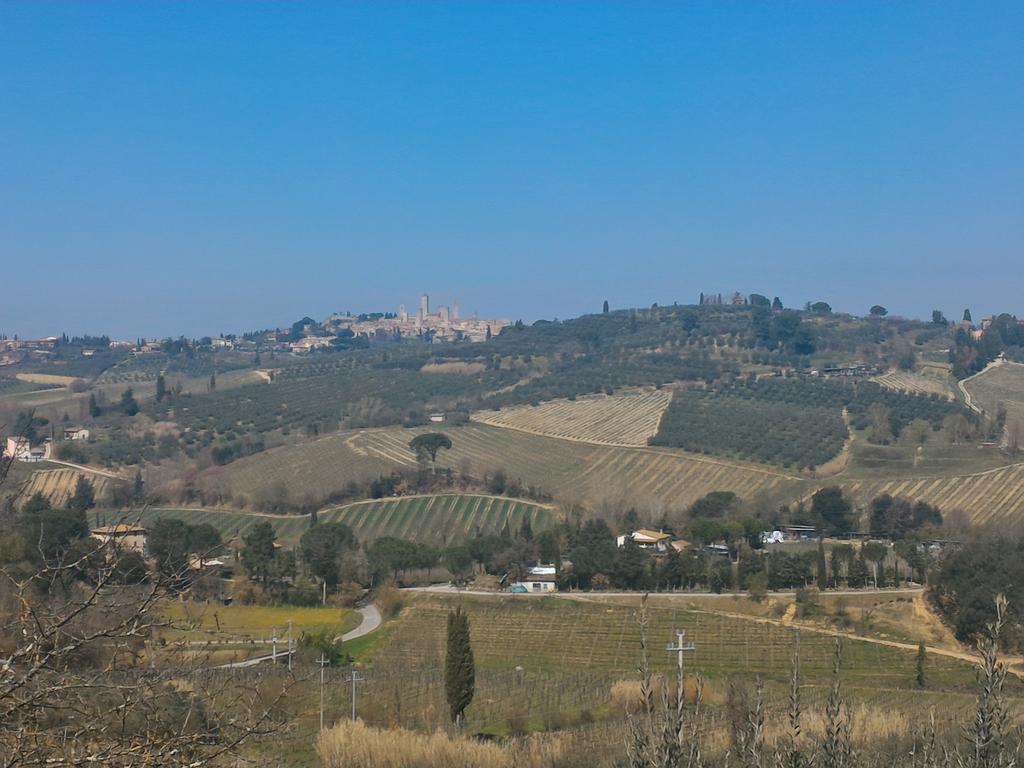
<box><xmin>319</xmin><ymin>653</ymin><xmax>328</xmax><ymax>731</ymax></box>
<box><xmin>346</xmin><ymin>669</ymin><xmax>365</xmax><ymax>721</ymax></box>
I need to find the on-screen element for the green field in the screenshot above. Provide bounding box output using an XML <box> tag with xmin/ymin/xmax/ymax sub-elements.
<box><xmin>162</xmin><ymin>602</ymin><xmax>360</xmax><ymax>641</ymax></box>
<box><xmin>135</xmin><ymin>493</ymin><xmax>553</xmax><ymax>547</ymax></box>
<box><xmin>346</xmin><ymin>593</ymin><xmax>996</xmax><ymax>741</ymax></box>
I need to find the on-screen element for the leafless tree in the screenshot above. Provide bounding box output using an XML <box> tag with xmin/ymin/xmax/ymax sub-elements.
<box><xmin>0</xmin><ymin>440</ymin><xmax>297</xmax><ymax>767</ymax></box>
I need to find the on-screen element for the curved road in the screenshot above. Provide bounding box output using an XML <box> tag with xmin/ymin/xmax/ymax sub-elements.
<box><xmin>215</xmin><ymin>603</ymin><xmax>382</xmax><ymax>669</ymax></box>
<box><xmin>339</xmin><ymin>603</ymin><xmax>382</xmax><ymax>642</ymax></box>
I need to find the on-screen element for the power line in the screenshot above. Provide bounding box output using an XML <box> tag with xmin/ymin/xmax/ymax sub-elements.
<box><xmin>665</xmin><ymin>627</ymin><xmax>696</xmax><ymax>709</ymax></box>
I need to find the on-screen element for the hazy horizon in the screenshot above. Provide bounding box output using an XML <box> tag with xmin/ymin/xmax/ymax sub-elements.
<box><xmin>2</xmin><ymin>2</ymin><xmax>1022</xmax><ymax>339</ymax></box>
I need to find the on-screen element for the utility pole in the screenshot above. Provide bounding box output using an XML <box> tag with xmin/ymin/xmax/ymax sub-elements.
<box><xmin>271</xmin><ymin>626</ymin><xmax>278</xmax><ymax>663</ymax></box>
<box><xmin>287</xmin><ymin>620</ymin><xmax>293</xmax><ymax>672</ymax></box>
<box><xmin>665</xmin><ymin>628</ymin><xmax>697</xmax><ymax>709</ymax></box>
<box><xmin>319</xmin><ymin>653</ymin><xmax>328</xmax><ymax>731</ymax></box>
<box><xmin>346</xmin><ymin>669</ymin><xmax>365</xmax><ymax>721</ymax></box>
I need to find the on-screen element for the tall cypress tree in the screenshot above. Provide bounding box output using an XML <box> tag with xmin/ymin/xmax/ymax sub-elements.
<box><xmin>816</xmin><ymin>538</ymin><xmax>828</xmax><ymax>588</ymax></box>
<box><xmin>916</xmin><ymin>641</ymin><xmax>927</xmax><ymax>688</ymax></box>
<box><xmin>445</xmin><ymin>606</ymin><xmax>475</xmax><ymax>726</ymax></box>
<box><xmin>68</xmin><ymin>476</ymin><xmax>96</xmax><ymax>515</ymax></box>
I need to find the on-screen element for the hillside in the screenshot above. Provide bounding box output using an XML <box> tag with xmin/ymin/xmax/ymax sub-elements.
<box><xmin>472</xmin><ymin>387</ymin><xmax>672</xmax><ymax>446</ymax></box>
<box><xmin>131</xmin><ymin>493</ymin><xmax>553</xmax><ymax>547</ymax></box>
<box><xmin>192</xmin><ymin>422</ymin><xmax>806</xmax><ymax>514</ymax></box>
<box><xmin>963</xmin><ymin>361</ymin><xmax>1024</xmax><ymax>426</ymax></box>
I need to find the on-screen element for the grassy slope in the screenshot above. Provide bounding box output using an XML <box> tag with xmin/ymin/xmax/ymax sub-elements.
<box><xmin>192</xmin><ymin>414</ymin><xmax>1024</xmax><ymax>523</ymax></box>
<box><xmin>199</xmin><ymin>422</ymin><xmax>805</xmax><ymax>512</ymax></box>
<box><xmin>964</xmin><ymin>362</ymin><xmax>1024</xmax><ymax>424</ymax></box>
<box><xmin>133</xmin><ymin>493</ymin><xmax>553</xmax><ymax>547</ymax></box>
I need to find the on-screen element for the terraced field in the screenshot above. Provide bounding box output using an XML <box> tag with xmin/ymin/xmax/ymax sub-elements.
<box><xmin>473</xmin><ymin>388</ymin><xmax>672</xmax><ymax>446</ymax></box>
<box><xmin>874</xmin><ymin>370</ymin><xmax>956</xmax><ymax>400</ymax></box>
<box><xmin>840</xmin><ymin>461</ymin><xmax>1024</xmax><ymax>525</ymax></box>
<box><xmin>17</xmin><ymin>468</ymin><xmax>118</xmax><ymax>509</ymax></box>
<box><xmin>321</xmin><ymin>494</ymin><xmax>552</xmax><ymax>546</ymax></box>
<box><xmin>963</xmin><ymin>362</ymin><xmax>1024</xmax><ymax>423</ymax></box>
<box><xmin>205</xmin><ymin>422</ymin><xmax>805</xmax><ymax>512</ymax></box>
<box><xmin>134</xmin><ymin>493</ymin><xmax>552</xmax><ymax>547</ymax></box>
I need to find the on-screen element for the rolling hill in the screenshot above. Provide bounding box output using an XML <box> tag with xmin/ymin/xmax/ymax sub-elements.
<box><xmin>197</xmin><ymin>421</ymin><xmax>806</xmax><ymax>514</ymax></box>
<box><xmin>131</xmin><ymin>493</ymin><xmax>553</xmax><ymax>547</ymax></box>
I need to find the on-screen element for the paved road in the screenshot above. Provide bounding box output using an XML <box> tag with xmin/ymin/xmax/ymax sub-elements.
<box><xmin>406</xmin><ymin>584</ymin><xmax>925</xmax><ymax>599</ymax></box>
<box><xmin>338</xmin><ymin>603</ymin><xmax>382</xmax><ymax>642</ymax></box>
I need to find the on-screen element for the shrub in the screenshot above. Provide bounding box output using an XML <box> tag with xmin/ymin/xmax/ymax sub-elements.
<box><xmin>375</xmin><ymin>581</ymin><xmax>403</xmax><ymax>619</ymax></box>
<box><xmin>794</xmin><ymin>587</ymin><xmax>820</xmax><ymax>618</ymax></box>
<box><xmin>316</xmin><ymin>720</ymin><xmax>564</xmax><ymax>768</ymax></box>
<box><xmin>748</xmin><ymin>572</ymin><xmax>768</xmax><ymax>602</ymax></box>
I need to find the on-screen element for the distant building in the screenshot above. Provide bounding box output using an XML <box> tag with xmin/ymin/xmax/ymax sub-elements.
<box><xmin>91</xmin><ymin>524</ymin><xmax>147</xmax><ymax>554</ymax></box>
<box><xmin>290</xmin><ymin>336</ymin><xmax>334</xmax><ymax>353</ymax></box>
<box><xmin>428</xmin><ymin>413</ymin><xmax>445</xmax><ymax>423</ymax></box>
<box><xmin>63</xmin><ymin>427</ymin><xmax>90</xmax><ymax>441</ymax></box>
<box><xmin>616</xmin><ymin>529</ymin><xmax>674</xmax><ymax>554</ymax></box>
<box><xmin>761</xmin><ymin>530</ymin><xmax>785</xmax><ymax>545</ymax></box>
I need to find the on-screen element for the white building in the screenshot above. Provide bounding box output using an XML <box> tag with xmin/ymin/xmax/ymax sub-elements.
<box><xmin>92</xmin><ymin>524</ymin><xmax>148</xmax><ymax>554</ymax></box>
<box><xmin>3</xmin><ymin>436</ymin><xmax>31</xmax><ymax>459</ymax></box>
<box><xmin>511</xmin><ymin>564</ymin><xmax>557</xmax><ymax>593</ymax></box>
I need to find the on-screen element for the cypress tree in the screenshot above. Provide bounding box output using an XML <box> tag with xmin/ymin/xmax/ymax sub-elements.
<box><xmin>816</xmin><ymin>538</ymin><xmax>828</xmax><ymax>588</ymax></box>
<box><xmin>132</xmin><ymin>471</ymin><xmax>144</xmax><ymax>504</ymax></box>
<box><xmin>602</xmin><ymin>300</ymin><xmax>609</xmax><ymax>314</ymax></box>
<box><xmin>916</xmin><ymin>641</ymin><xmax>926</xmax><ymax>688</ymax></box>
<box><xmin>69</xmin><ymin>476</ymin><xmax>96</xmax><ymax>515</ymax></box>
<box><xmin>155</xmin><ymin>374</ymin><xmax>167</xmax><ymax>402</ymax></box>
<box><xmin>445</xmin><ymin>606</ymin><xmax>475</xmax><ymax>726</ymax></box>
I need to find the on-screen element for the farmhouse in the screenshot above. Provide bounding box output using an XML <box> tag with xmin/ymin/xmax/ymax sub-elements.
<box><xmin>290</xmin><ymin>336</ymin><xmax>334</xmax><ymax>353</ymax></box>
<box><xmin>616</xmin><ymin>529</ymin><xmax>673</xmax><ymax>553</ymax></box>
<box><xmin>63</xmin><ymin>427</ymin><xmax>90</xmax><ymax>441</ymax></box>
<box><xmin>510</xmin><ymin>564</ymin><xmax>557</xmax><ymax>593</ymax></box>
<box><xmin>91</xmin><ymin>524</ymin><xmax>148</xmax><ymax>554</ymax></box>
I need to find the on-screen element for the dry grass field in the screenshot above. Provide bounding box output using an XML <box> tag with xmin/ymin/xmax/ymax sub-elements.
<box><xmin>963</xmin><ymin>362</ymin><xmax>1024</xmax><ymax>423</ymax></box>
<box><xmin>473</xmin><ymin>388</ymin><xmax>673</xmax><ymax>446</ymax></box>
<box><xmin>16</xmin><ymin>468</ymin><xmax>118</xmax><ymax>509</ymax></box>
<box><xmin>14</xmin><ymin>372</ymin><xmax>78</xmax><ymax>386</ymax></box>
<box><xmin>840</xmin><ymin>461</ymin><xmax>1024</xmax><ymax>526</ymax></box>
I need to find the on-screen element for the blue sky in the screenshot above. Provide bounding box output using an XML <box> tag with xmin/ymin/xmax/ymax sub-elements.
<box><xmin>1</xmin><ymin>2</ymin><xmax>1021</xmax><ymax>339</ymax></box>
